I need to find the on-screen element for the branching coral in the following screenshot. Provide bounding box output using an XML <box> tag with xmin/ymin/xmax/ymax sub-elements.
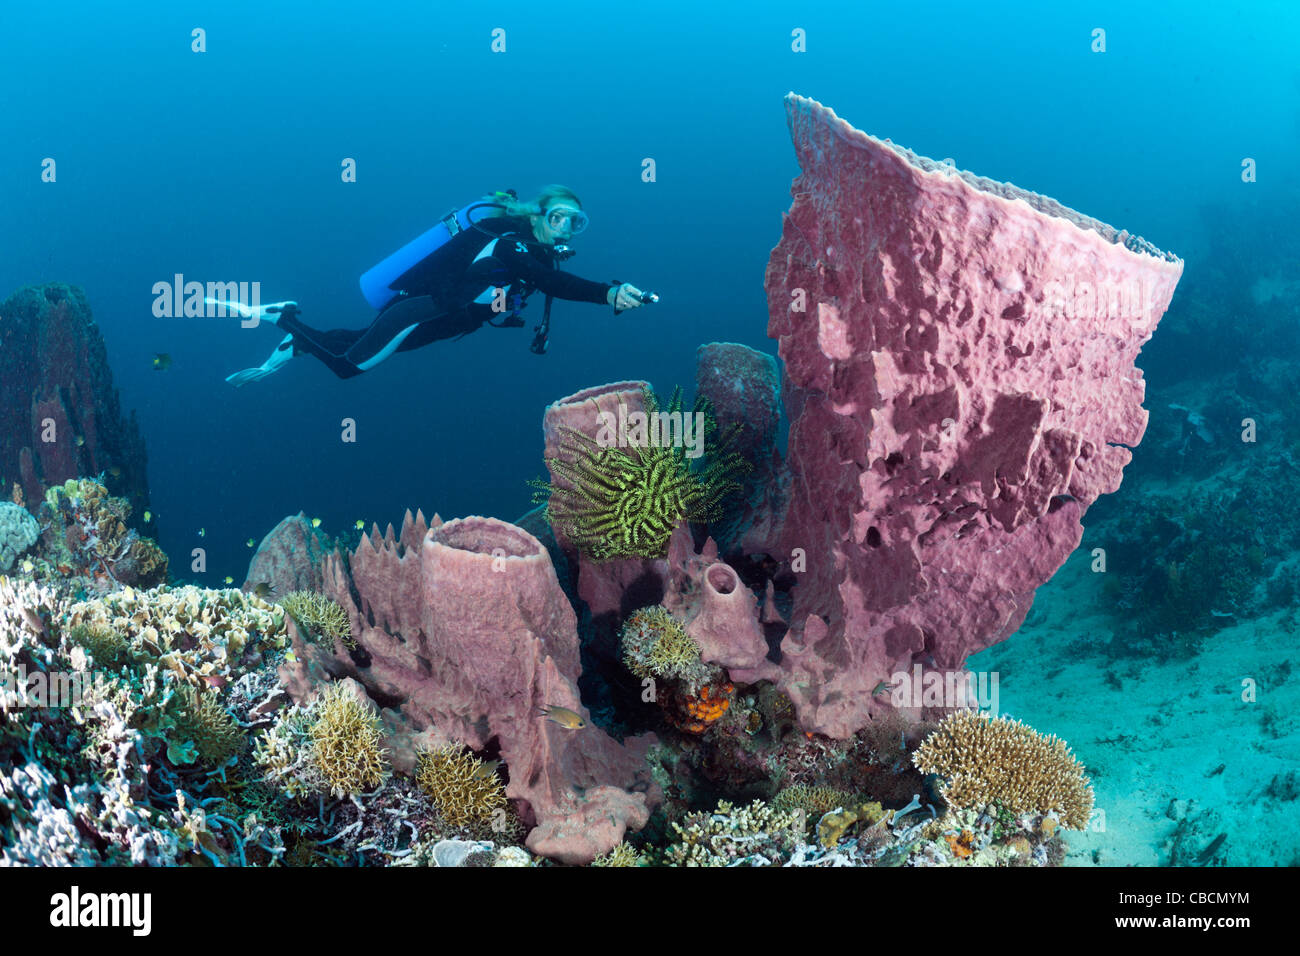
<box><xmin>591</xmin><ymin>841</ymin><xmax>644</xmax><ymax>867</ymax></box>
<box><xmin>532</xmin><ymin>387</ymin><xmax>749</xmax><ymax>560</ymax></box>
<box><xmin>281</xmin><ymin>590</ymin><xmax>353</xmax><ymax>650</ymax></box>
<box><xmin>912</xmin><ymin>710</ymin><xmax>1094</xmax><ymax>830</ymax></box>
<box><xmin>415</xmin><ymin>745</ymin><xmax>509</xmax><ymax>830</ymax></box>
<box><xmin>308</xmin><ymin>683</ymin><xmax>389</xmax><ymax>798</ymax></box>
<box><xmin>620</xmin><ymin>605</ymin><xmax>705</xmax><ymax>682</ymax></box>
<box><xmin>666</xmin><ymin>798</ymin><xmax>804</xmax><ymax>867</ymax></box>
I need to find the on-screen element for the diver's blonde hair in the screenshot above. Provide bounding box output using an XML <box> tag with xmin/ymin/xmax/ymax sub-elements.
<box><xmin>493</xmin><ymin>184</ymin><xmax>583</xmax><ymax>218</ymax></box>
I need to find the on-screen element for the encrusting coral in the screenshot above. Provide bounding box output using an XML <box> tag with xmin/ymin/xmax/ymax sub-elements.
<box><xmin>415</xmin><ymin>745</ymin><xmax>509</xmax><ymax>830</ymax></box>
<box><xmin>912</xmin><ymin>710</ymin><xmax>1095</xmax><ymax>830</ymax></box>
<box><xmin>531</xmin><ymin>386</ymin><xmax>748</xmax><ymax>560</ymax></box>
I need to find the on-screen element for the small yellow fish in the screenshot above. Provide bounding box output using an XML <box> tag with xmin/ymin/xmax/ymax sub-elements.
<box><xmin>540</xmin><ymin>705</ymin><xmax>586</xmax><ymax>730</ymax></box>
<box><xmin>311</xmin><ymin>517</ymin><xmax>322</xmax><ymax>528</ymax></box>
<box><xmin>471</xmin><ymin>759</ymin><xmax>502</xmax><ymax>780</ymax></box>
<box><xmin>109</xmin><ymin>466</ymin><xmax>122</xmax><ymax>477</ymax></box>
<box><xmin>252</xmin><ymin>581</ymin><xmax>276</xmax><ymax>601</ymax></box>
<box><xmin>143</xmin><ymin>510</ymin><xmax>152</xmax><ymax>523</ymax></box>
<box><xmin>354</xmin><ymin>520</ymin><xmax>364</xmax><ymax>530</ymax></box>
<box><xmin>74</xmin><ymin>435</ymin><xmax>85</xmax><ymax>447</ymax></box>
<box><xmin>223</xmin><ymin>576</ymin><xmax>234</xmax><ymax>585</ymax></box>
<box><xmin>285</xmin><ymin>649</ymin><xmax>298</xmax><ymax>664</ymax></box>
<box><xmin>151</xmin><ymin>352</ymin><xmax>172</xmax><ymax>371</ymax></box>
<box><xmin>20</xmin><ymin>559</ymin><xmax>35</xmax><ymax>574</ymax></box>
<box><xmin>246</xmin><ymin>538</ymin><xmax>255</xmax><ymax>547</ymax></box>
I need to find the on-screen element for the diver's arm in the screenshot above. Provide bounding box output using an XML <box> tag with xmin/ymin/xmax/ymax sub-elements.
<box><xmin>487</xmin><ymin>241</ymin><xmax>614</xmax><ymax>304</ymax></box>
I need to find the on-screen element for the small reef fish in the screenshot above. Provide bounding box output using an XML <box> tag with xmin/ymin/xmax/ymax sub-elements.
<box><xmin>354</xmin><ymin>520</ymin><xmax>365</xmax><ymax>530</ymax></box>
<box><xmin>311</xmin><ymin>517</ymin><xmax>322</xmax><ymax>528</ymax></box>
<box><xmin>198</xmin><ymin>528</ymin><xmax>205</xmax><ymax>537</ymax></box>
<box><xmin>20</xmin><ymin>559</ymin><xmax>35</xmax><ymax>574</ymax></box>
<box><xmin>143</xmin><ymin>510</ymin><xmax>152</xmax><ymax>523</ymax></box>
<box><xmin>74</xmin><ymin>435</ymin><xmax>85</xmax><ymax>447</ymax></box>
<box><xmin>472</xmin><ymin>759</ymin><xmax>502</xmax><ymax>780</ymax></box>
<box><xmin>151</xmin><ymin>353</ymin><xmax>172</xmax><ymax>371</ymax></box>
<box><xmin>108</xmin><ymin>466</ymin><xmax>121</xmax><ymax>478</ymax></box>
<box><xmin>246</xmin><ymin>538</ymin><xmax>256</xmax><ymax>547</ymax></box>
<box><xmin>223</xmin><ymin>576</ymin><xmax>234</xmax><ymax>585</ymax></box>
<box><xmin>251</xmin><ymin>581</ymin><xmax>275</xmax><ymax>601</ymax></box>
<box><xmin>202</xmin><ymin>675</ymin><xmax>228</xmax><ymax>690</ymax></box>
<box><xmin>540</xmin><ymin>705</ymin><xmax>586</xmax><ymax>730</ymax></box>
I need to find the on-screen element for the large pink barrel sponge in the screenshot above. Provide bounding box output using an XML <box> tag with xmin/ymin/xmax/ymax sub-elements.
<box><xmin>762</xmin><ymin>94</ymin><xmax>1183</xmax><ymax>737</ymax></box>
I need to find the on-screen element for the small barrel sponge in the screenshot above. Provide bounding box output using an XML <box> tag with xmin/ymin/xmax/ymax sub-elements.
<box><xmin>0</xmin><ymin>502</ymin><xmax>38</xmax><ymax>571</ymax></box>
<box><xmin>913</xmin><ymin>710</ymin><xmax>1095</xmax><ymax>830</ymax></box>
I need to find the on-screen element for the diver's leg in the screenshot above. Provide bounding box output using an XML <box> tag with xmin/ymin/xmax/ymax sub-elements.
<box><xmin>227</xmin><ymin>303</ymin><xmax>367</xmax><ymax>384</ymax></box>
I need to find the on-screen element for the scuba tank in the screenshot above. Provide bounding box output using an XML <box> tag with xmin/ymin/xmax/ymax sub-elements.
<box><xmin>358</xmin><ymin>190</ymin><xmax>518</xmax><ymax>311</ymax></box>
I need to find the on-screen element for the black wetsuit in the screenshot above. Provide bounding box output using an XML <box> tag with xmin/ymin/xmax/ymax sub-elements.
<box><xmin>275</xmin><ymin>216</ymin><xmax>616</xmax><ymax>379</ymax></box>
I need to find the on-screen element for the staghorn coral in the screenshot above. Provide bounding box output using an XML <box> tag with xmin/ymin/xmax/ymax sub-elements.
<box><xmin>307</xmin><ymin>682</ymin><xmax>389</xmax><ymax>798</ymax></box>
<box><xmin>666</xmin><ymin>798</ymin><xmax>804</xmax><ymax>867</ymax></box>
<box><xmin>531</xmin><ymin>386</ymin><xmax>748</xmax><ymax>560</ymax></box>
<box><xmin>281</xmin><ymin>590</ymin><xmax>353</xmax><ymax>650</ymax></box>
<box><xmin>620</xmin><ymin>605</ymin><xmax>707</xmax><ymax>683</ymax></box>
<box><xmin>415</xmin><ymin>745</ymin><xmax>509</xmax><ymax>830</ymax></box>
<box><xmin>913</xmin><ymin>710</ymin><xmax>1094</xmax><ymax>830</ymax></box>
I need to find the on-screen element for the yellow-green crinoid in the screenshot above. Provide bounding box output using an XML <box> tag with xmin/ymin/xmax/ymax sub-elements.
<box><xmin>531</xmin><ymin>386</ymin><xmax>748</xmax><ymax>560</ymax></box>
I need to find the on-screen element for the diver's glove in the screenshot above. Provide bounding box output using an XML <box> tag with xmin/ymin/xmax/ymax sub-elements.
<box><xmin>225</xmin><ymin>334</ymin><xmax>296</xmax><ymax>387</ymax></box>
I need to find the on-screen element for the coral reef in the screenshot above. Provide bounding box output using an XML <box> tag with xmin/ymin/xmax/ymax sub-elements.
<box><xmin>279</xmin><ymin>510</ymin><xmax>659</xmax><ymax>864</ymax></box>
<box><xmin>38</xmin><ymin>478</ymin><xmax>168</xmax><ymax>590</ymax></box>
<box><xmin>913</xmin><ymin>710</ymin><xmax>1094</xmax><ymax>829</ymax></box>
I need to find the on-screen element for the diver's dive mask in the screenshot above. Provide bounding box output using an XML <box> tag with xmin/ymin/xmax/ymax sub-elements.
<box><xmin>545</xmin><ymin>205</ymin><xmax>588</xmax><ymax>235</ymax></box>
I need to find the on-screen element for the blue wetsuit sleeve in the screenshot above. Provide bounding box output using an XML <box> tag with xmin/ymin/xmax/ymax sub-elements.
<box><xmin>482</xmin><ymin>239</ymin><xmax>615</xmax><ymax>305</ymax></box>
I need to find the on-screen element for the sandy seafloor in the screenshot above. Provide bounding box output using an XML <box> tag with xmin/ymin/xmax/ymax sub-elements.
<box><xmin>970</xmin><ymin>526</ymin><xmax>1299</xmax><ymax>867</ymax></box>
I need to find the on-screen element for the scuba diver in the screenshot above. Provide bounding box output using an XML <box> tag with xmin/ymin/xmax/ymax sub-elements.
<box><xmin>219</xmin><ymin>185</ymin><xmax>656</xmax><ymax>385</ymax></box>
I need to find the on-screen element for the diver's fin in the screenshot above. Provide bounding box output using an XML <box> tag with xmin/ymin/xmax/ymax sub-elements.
<box><xmin>205</xmin><ymin>298</ymin><xmax>299</xmax><ymax>323</ymax></box>
<box><xmin>226</xmin><ymin>334</ymin><xmax>296</xmax><ymax>387</ymax></box>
